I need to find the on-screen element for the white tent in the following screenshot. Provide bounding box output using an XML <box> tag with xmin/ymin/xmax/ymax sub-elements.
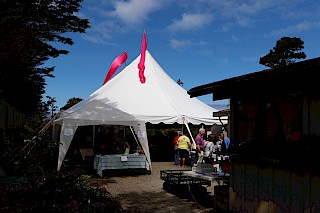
<box><xmin>54</xmin><ymin>100</ymin><xmax>149</xmax><ymax>171</ymax></box>
<box><xmin>55</xmin><ymin>50</ymin><xmax>227</xmax><ymax>171</ymax></box>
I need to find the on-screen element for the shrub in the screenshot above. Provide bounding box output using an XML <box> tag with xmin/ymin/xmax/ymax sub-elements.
<box><xmin>0</xmin><ymin>168</ymin><xmax>123</xmax><ymax>212</ymax></box>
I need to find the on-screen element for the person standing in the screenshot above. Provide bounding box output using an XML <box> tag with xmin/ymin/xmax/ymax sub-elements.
<box><xmin>189</xmin><ymin>139</ymin><xmax>197</xmax><ymax>167</ymax></box>
<box><xmin>173</xmin><ymin>131</ymin><xmax>182</xmax><ymax>165</ymax></box>
<box><xmin>215</xmin><ymin>135</ymin><xmax>223</xmax><ymax>172</ymax></box>
<box><xmin>112</xmin><ymin>128</ymin><xmax>130</xmax><ymax>154</ymax></box>
<box><xmin>220</xmin><ymin>130</ymin><xmax>231</xmax><ymax>173</ymax></box>
<box><xmin>195</xmin><ymin>128</ymin><xmax>206</xmax><ymax>163</ymax></box>
<box><xmin>221</xmin><ymin>130</ymin><xmax>230</xmax><ymax>151</ymax></box>
<box><xmin>177</xmin><ymin>131</ymin><xmax>191</xmax><ymax>167</ymax></box>
<box><xmin>195</xmin><ymin>128</ymin><xmax>206</xmax><ymax>152</ymax></box>
<box><xmin>203</xmin><ymin>134</ymin><xmax>215</xmax><ymax>165</ymax></box>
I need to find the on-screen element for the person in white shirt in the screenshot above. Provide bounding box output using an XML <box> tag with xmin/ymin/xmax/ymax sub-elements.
<box><xmin>203</xmin><ymin>134</ymin><xmax>215</xmax><ymax>165</ymax></box>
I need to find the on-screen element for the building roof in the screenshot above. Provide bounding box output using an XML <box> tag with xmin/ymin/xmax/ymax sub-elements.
<box><xmin>188</xmin><ymin>57</ymin><xmax>320</xmax><ymax>100</ymax></box>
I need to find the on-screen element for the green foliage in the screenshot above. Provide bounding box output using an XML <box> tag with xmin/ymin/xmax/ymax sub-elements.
<box><xmin>1</xmin><ymin>127</ymin><xmax>59</xmax><ymax>177</ymax></box>
<box><xmin>259</xmin><ymin>37</ymin><xmax>307</xmax><ymax>68</ymax></box>
<box><xmin>0</xmin><ymin>0</ymin><xmax>89</xmax><ymax>173</ymax></box>
<box><xmin>45</xmin><ymin>96</ymin><xmax>58</xmax><ymax>118</ymax></box>
<box><xmin>0</xmin><ymin>169</ymin><xmax>123</xmax><ymax>212</ymax></box>
<box><xmin>0</xmin><ymin>0</ymin><xmax>90</xmax><ymax>116</ymax></box>
<box><xmin>61</xmin><ymin>97</ymin><xmax>83</xmax><ymax>110</ymax></box>
<box><xmin>1</xmin><ymin>96</ymin><xmax>60</xmax><ymax>177</ymax></box>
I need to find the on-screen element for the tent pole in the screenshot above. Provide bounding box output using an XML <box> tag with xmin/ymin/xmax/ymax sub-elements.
<box><xmin>52</xmin><ymin>122</ymin><xmax>55</xmax><ymax>140</ymax></box>
<box><xmin>92</xmin><ymin>125</ymin><xmax>95</xmax><ymax>148</ymax></box>
<box><xmin>182</xmin><ymin>117</ymin><xmax>196</xmax><ymax>144</ymax></box>
<box><xmin>129</xmin><ymin>126</ymin><xmax>140</xmax><ymax>146</ymax></box>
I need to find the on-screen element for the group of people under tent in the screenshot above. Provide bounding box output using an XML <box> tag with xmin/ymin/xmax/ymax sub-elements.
<box><xmin>173</xmin><ymin>127</ymin><xmax>231</xmax><ymax>172</ymax></box>
<box><xmin>95</xmin><ymin>125</ymin><xmax>144</xmax><ymax>156</ymax></box>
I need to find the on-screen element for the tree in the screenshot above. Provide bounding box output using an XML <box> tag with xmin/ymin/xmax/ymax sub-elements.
<box><xmin>61</xmin><ymin>97</ymin><xmax>83</xmax><ymax>110</ymax></box>
<box><xmin>0</xmin><ymin>0</ymin><xmax>90</xmax><ymax>116</ymax></box>
<box><xmin>259</xmin><ymin>37</ymin><xmax>306</xmax><ymax>68</ymax></box>
<box><xmin>45</xmin><ymin>96</ymin><xmax>58</xmax><ymax>118</ymax></box>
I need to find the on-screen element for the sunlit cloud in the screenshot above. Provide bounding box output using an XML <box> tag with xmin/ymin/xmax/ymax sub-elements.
<box><xmin>169</xmin><ymin>38</ymin><xmax>208</xmax><ymax>50</ymax></box>
<box><xmin>235</xmin><ymin>15</ymin><xmax>253</xmax><ymax>27</ymax></box>
<box><xmin>81</xmin><ymin>0</ymin><xmax>166</xmax><ymax>44</ymax></box>
<box><xmin>167</xmin><ymin>13</ymin><xmax>214</xmax><ymax>32</ymax></box>
<box><xmin>109</xmin><ymin>0</ymin><xmax>164</xmax><ymax>25</ymax></box>
<box><xmin>169</xmin><ymin>39</ymin><xmax>193</xmax><ymax>50</ymax></box>
<box><xmin>231</xmin><ymin>35</ymin><xmax>239</xmax><ymax>43</ymax></box>
<box><xmin>82</xmin><ymin>20</ymin><xmax>127</xmax><ymax>44</ymax></box>
<box><xmin>265</xmin><ymin>21</ymin><xmax>319</xmax><ymax>37</ymax></box>
<box><xmin>241</xmin><ymin>55</ymin><xmax>258</xmax><ymax>63</ymax></box>
<box><xmin>234</xmin><ymin>0</ymin><xmax>279</xmax><ymax>15</ymax></box>
<box><xmin>197</xmin><ymin>49</ymin><xmax>214</xmax><ymax>57</ymax></box>
<box><xmin>80</xmin><ymin>0</ymin><xmax>319</xmax><ymax>45</ymax></box>
<box><xmin>217</xmin><ymin>58</ymin><xmax>229</xmax><ymax>65</ymax></box>
<box><xmin>190</xmin><ymin>0</ymin><xmax>287</xmax><ymax>28</ymax></box>
<box><xmin>74</xmin><ymin>11</ymin><xmax>88</xmax><ymax>19</ymax></box>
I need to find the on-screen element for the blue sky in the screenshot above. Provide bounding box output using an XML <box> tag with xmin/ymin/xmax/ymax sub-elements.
<box><xmin>44</xmin><ymin>0</ymin><xmax>320</xmax><ymax>110</ymax></box>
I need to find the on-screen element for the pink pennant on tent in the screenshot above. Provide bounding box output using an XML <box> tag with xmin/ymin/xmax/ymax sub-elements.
<box><xmin>103</xmin><ymin>52</ymin><xmax>128</xmax><ymax>85</ymax></box>
<box><xmin>138</xmin><ymin>31</ymin><xmax>147</xmax><ymax>84</ymax></box>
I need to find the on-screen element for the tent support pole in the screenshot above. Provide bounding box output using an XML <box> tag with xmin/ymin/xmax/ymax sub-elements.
<box><xmin>92</xmin><ymin>125</ymin><xmax>95</xmax><ymax>148</ymax></box>
<box><xmin>129</xmin><ymin>126</ymin><xmax>140</xmax><ymax>147</ymax></box>
<box><xmin>182</xmin><ymin>117</ymin><xmax>196</xmax><ymax>144</ymax></box>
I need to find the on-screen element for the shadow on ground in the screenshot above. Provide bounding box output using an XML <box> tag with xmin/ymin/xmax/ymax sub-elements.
<box><xmin>115</xmin><ymin>186</ymin><xmax>214</xmax><ymax>213</ymax></box>
<box><xmin>163</xmin><ymin>184</ymin><xmax>215</xmax><ymax>209</ymax></box>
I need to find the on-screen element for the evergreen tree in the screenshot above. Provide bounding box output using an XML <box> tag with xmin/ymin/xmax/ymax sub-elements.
<box><xmin>61</xmin><ymin>97</ymin><xmax>83</xmax><ymax>110</ymax></box>
<box><xmin>259</xmin><ymin>37</ymin><xmax>306</xmax><ymax>69</ymax></box>
<box><xmin>0</xmin><ymin>0</ymin><xmax>90</xmax><ymax>115</ymax></box>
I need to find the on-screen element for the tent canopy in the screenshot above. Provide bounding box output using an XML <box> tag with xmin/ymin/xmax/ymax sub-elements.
<box><xmin>55</xmin><ymin>100</ymin><xmax>149</xmax><ymax>172</ymax></box>
<box><xmin>54</xmin><ymin>50</ymin><xmax>227</xmax><ymax>171</ymax></box>
<box><xmin>74</xmin><ymin>50</ymin><xmax>227</xmax><ymax>125</ymax></box>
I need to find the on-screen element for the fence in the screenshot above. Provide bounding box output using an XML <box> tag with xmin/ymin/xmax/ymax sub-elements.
<box><xmin>0</xmin><ymin>99</ymin><xmax>25</xmax><ymax>130</ymax></box>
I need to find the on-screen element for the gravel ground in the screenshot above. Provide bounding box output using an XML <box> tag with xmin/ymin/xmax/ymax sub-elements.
<box><xmin>91</xmin><ymin>162</ymin><xmax>215</xmax><ymax>213</ymax></box>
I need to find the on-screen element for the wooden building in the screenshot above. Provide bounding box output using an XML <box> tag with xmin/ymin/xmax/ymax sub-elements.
<box><xmin>188</xmin><ymin>57</ymin><xmax>320</xmax><ymax>212</ymax></box>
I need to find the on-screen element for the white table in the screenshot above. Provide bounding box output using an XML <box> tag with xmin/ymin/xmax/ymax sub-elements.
<box><xmin>94</xmin><ymin>154</ymin><xmax>149</xmax><ymax>177</ymax></box>
<box><xmin>182</xmin><ymin>171</ymin><xmax>230</xmax><ymax>179</ymax></box>
<box><xmin>181</xmin><ymin>171</ymin><xmax>230</xmax><ymax>185</ymax></box>
<box><xmin>181</xmin><ymin>171</ymin><xmax>230</xmax><ymax>197</ymax></box>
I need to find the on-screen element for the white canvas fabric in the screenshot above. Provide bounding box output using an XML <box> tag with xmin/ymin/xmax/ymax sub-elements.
<box><xmin>55</xmin><ymin>100</ymin><xmax>150</xmax><ymax>171</ymax></box>
<box><xmin>54</xmin><ymin>50</ymin><xmax>227</xmax><ymax>171</ymax></box>
<box><xmin>84</xmin><ymin>50</ymin><xmax>227</xmax><ymax>124</ymax></box>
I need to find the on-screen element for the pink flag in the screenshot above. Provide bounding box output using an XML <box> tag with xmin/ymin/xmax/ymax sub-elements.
<box><xmin>103</xmin><ymin>52</ymin><xmax>128</xmax><ymax>85</ymax></box>
<box><xmin>138</xmin><ymin>31</ymin><xmax>147</xmax><ymax>84</ymax></box>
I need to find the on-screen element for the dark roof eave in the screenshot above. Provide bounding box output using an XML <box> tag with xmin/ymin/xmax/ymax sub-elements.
<box><xmin>188</xmin><ymin>57</ymin><xmax>320</xmax><ymax>99</ymax></box>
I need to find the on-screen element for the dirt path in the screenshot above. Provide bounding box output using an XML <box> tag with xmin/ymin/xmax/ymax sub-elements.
<box><xmin>91</xmin><ymin>162</ymin><xmax>214</xmax><ymax>213</ymax></box>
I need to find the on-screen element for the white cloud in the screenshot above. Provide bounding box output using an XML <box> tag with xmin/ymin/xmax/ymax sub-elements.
<box><xmin>265</xmin><ymin>21</ymin><xmax>320</xmax><ymax>37</ymax></box>
<box><xmin>82</xmin><ymin>34</ymin><xmax>111</xmax><ymax>44</ymax></box>
<box><xmin>82</xmin><ymin>20</ymin><xmax>127</xmax><ymax>44</ymax></box>
<box><xmin>169</xmin><ymin>39</ymin><xmax>193</xmax><ymax>50</ymax></box>
<box><xmin>223</xmin><ymin>0</ymin><xmax>283</xmax><ymax>27</ymax></box>
<box><xmin>169</xmin><ymin>38</ymin><xmax>208</xmax><ymax>50</ymax></box>
<box><xmin>109</xmin><ymin>0</ymin><xmax>164</xmax><ymax>25</ymax></box>
<box><xmin>234</xmin><ymin>0</ymin><xmax>278</xmax><ymax>15</ymax></box>
<box><xmin>189</xmin><ymin>0</ymin><xmax>287</xmax><ymax>28</ymax></box>
<box><xmin>235</xmin><ymin>15</ymin><xmax>253</xmax><ymax>27</ymax></box>
<box><xmin>217</xmin><ymin>58</ymin><xmax>229</xmax><ymax>65</ymax></box>
<box><xmin>81</xmin><ymin>0</ymin><xmax>166</xmax><ymax>44</ymax></box>
<box><xmin>80</xmin><ymin>0</ymin><xmax>320</xmax><ymax>45</ymax></box>
<box><xmin>74</xmin><ymin>11</ymin><xmax>88</xmax><ymax>19</ymax></box>
<box><xmin>197</xmin><ymin>49</ymin><xmax>214</xmax><ymax>57</ymax></box>
<box><xmin>241</xmin><ymin>55</ymin><xmax>258</xmax><ymax>62</ymax></box>
<box><xmin>218</xmin><ymin>22</ymin><xmax>233</xmax><ymax>32</ymax></box>
<box><xmin>231</xmin><ymin>35</ymin><xmax>239</xmax><ymax>43</ymax></box>
<box><xmin>167</xmin><ymin>13</ymin><xmax>214</xmax><ymax>32</ymax></box>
